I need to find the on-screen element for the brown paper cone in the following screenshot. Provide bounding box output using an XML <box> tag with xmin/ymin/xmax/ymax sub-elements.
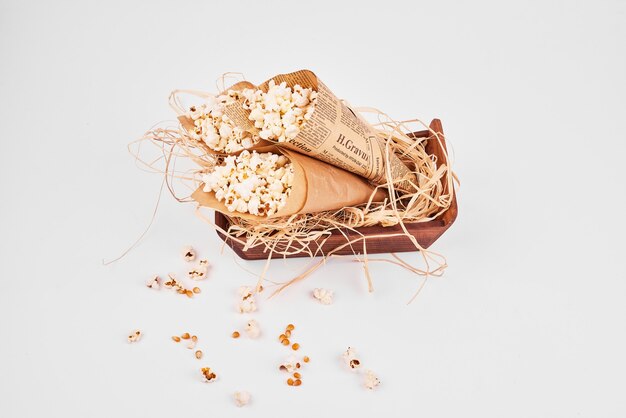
<box><xmin>190</xmin><ymin>146</ymin><xmax>387</xmax><ymax>221</ymax></box>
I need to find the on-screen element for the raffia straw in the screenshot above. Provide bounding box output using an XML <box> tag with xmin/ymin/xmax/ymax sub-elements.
<box><xmin>131</xmin><ymin>90</ymin><xmax>455</xmax><ymax>303</ymax></box>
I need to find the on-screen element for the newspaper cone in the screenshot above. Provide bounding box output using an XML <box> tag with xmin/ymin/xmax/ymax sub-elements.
<box><xmin>224</xmin><ymin>70</ymin><xmax>416</xmax><ymax>190</ymax></box>
<box><xmin>190</xmin><ymin>146</ymin><xmax>387</xmax><ymax>221</ymax></box>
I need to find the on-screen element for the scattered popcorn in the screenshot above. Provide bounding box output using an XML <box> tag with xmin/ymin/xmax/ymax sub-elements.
<box><xmin>127</xmin><ymin>330</ymin><xmax>142</xmax><ymax>343</ymax></box>
<box><xmin>276</xmin><ymin>324</ymin><xmax>308</xmax><ymax>386</ymax></box>
<box><xmin>279</xmin><ymin>356</ymin><xmax>300</xmax><ymax>374</ymax></box>
<box><xmin>146</xmin><ymin>275</ymin><xmax>161</xmax><ymax>290</ymax></box>
<box><xmin>242</xmin><ymin>81</ymin><xmax>318</xmax><ymax>143</ymax></box>
<box><xmin>312</xmin><ymin>288</ymin><xmax>333</xmax><ymax>305</ymax></box>
<box><xmin>202</xmin><ymin>150</ymin><xmax>294</xmax><ymax>217</ymax></box>
<box><xmin>182</xmin><ymin>246</ymin><xmax>196</xmax><ymax>262</ymax></box>
<box><xmin>188</xmin><ymin>259</ymin><xmax>209</xmax><ymax>280</ymax></box>
<box><xmin>187</xmin><ymin>335</ymin><xmax>198</xmax><ymax>350</ymax></box>
<box><xmin>237</xmin><ymin>286</ymin><xmax>257</xmax><ymax>313</ymax></box>
<box><xmin>195</xmin><ymin>350</ymin><xmax>203</xmax><ymax>359</ymax></box>
<box><xmin>233</xmin><ymin>391</ymin><xmax>251</xmax><ymax>407</ymax></box>
<box><xmin>342</xmin><ymin>347</ymin><xmax>361</xmax><ymax>370</ymax></box>
<box><xmin>164</xmin><ymin>274</ymin><xmax>182</xmax><ymax>289</ymax></box>
<box><xmin>244</xmin><ymin>319</ymin><xmax>261</xmax><ymax>339</ymax></box>
<box><xmin>363</xmin><ymin>370</ymin><xmax>381</xmax><ymax>390</ymax></box>
<box><xmin>201</xmin><ymin>367</ymin><xmax>218</xmax><ymax>383</ymax></box>
<box><xmin>163</xmin><ymin>274</ymin><xmax>196</xmax><ymax>298</ymax></box>
<box><xmin>184</xmin><ymin>91</ymin><xmax>260</xmax><ymax>153</ymax></box>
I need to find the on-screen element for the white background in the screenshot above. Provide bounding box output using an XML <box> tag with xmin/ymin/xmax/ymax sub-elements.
<box><xmin>1</xmin><ymin>0</ymin><xmax>625</xmax><ymax>417</ymax></box>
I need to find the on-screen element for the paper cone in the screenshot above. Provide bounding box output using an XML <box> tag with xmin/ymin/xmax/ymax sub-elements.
<box><xmin>225</xmin><ymin>69</ymin><xmax>416</xmax><ymax>190</ymax></box>
<box><xmin>191</xmin><ymin>146</ymin><xmax>387</xmax><ymax>221</ymax></box>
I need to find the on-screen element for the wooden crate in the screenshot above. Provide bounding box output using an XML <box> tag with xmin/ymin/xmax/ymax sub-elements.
<box><xmin>214</xmin><ymin>119</ymin><xmax>457</xmax><ymax>260</ymax></box>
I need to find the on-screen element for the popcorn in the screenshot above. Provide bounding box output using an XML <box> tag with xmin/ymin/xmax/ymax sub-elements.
<box><xmin>200</xmin><ymin>367</ymin><xmax>218</xmax><ymax>383</ymax></box>
<box><xmin>278</xmin><ymin>356</ymin><xmax>300</xmax><ymax>373</ymax></box>
<box><xmin>342</xmin><ymin>347</ymin><xmax>361</xmax><ymax>370</ymax></box>
<box><xmin>184</xmin><ymin>90</ymin><xmax>260</xmax><ymax>153</ymax></box>
<box><xmin>127</xmin><ymin>330</ymin><xmax>142</xmax><ymax>343</ymax></box>
<box><xmin>185</xmin><ymin>81</ymin><xmax>317</xmax><ymax>151</ymax></box>
<box><xmin>242</xmin><ymin>81</ymin><xmax>317</xmax><ymax>143</ymax></box>
<box><xmin>341</xmin><ymin>347</ymin><xmax>380</xmax><ymax>390</ymax></box>
<box><xmin>237</xmin><ymin>286</ymin><xmax>257</xmax><ymax>313</ymax></box>
<box><xmin>188</xmin><ymin>259</ymin><xmax>209</xmax><ymax>280</ymax></box>
<box><xmin>312</xmin><ymin>288</ymin><xmax>333</xmax><ymax>305</ymax></box>
<box><xmin>244</xmin><ymin>319</ymin><xmax>261</xmax><ymax>339</ymax></box>
<box><xmin>187</xmin><ymin>335</ymin><xmax>198</xmax><ymax>350</ymax></box>
<box><xmin>233</xmin><ymin>391</ymin><xmax>251</xmax><ymax>407</ymax></box>
<box><xmin>182</xmin><ymin>246</ymin><xmax>196</xmax><ymax>262</ymax></box>
<box><xmin>163</xmin><ymin>274</ymin><xmax>182</xmax><ymax>289</ymax></box>
<box><xmin>163</xmin><ymin>274</ymin><xmax>196</xmax><ymax>298</ymax></box>
<box><xmin>202</xmin><ymin>150</ymin><xmax>294</xmax><ymax>217</ymax></box>
<box><xmin>363</xmin><ymin>370</ymin><xmax>381</xmax><ymax>390</ymax></box>
<box><xmin>146</xmin><ymin>275</ymin><xmax>161</xmax><ymax>290</ymax></box>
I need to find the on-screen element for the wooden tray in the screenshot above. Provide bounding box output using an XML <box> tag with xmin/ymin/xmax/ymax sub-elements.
<box><xmin>214</xmin><ymin>119</ymin><xmax>457</xmax><ymax>260</ymax></box>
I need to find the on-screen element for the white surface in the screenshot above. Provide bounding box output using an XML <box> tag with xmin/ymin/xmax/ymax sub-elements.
<box><xmin>1</xmin><ymin>0</ymin><xmax>625</xmax><ymax>416</ymax></box>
